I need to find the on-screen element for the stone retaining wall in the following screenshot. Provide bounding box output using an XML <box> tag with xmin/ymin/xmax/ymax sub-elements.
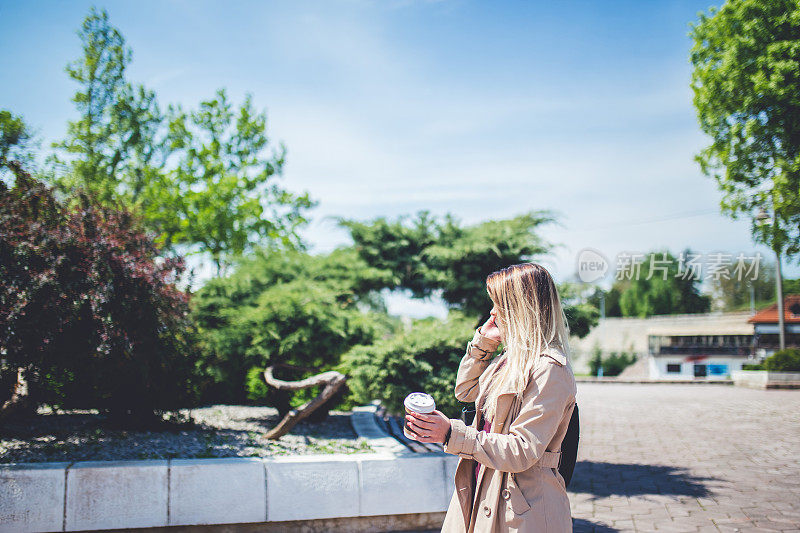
<box><xmin>0</xmin><ymin>453</ymin><xmax>458</xmax><ymax>532</ymax></box>
<box><xmin>731</xmin><ymin>370</ymin><xmax>800</xmax><ymax>389</ymax></box>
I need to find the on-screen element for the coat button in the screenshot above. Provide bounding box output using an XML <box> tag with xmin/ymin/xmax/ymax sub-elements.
<box><xmin>502</xmin><ymin>488</ymin><xmax>510</xmax><ymax>500</ymax></box>
<box><xmin>484</xmin><ymin>505</ymin><xmax>491</xmax><ymax>517</ymax></box>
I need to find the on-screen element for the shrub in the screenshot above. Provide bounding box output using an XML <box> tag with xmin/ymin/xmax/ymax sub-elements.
<box><xmin>605</xmin><ymin>352</ymin><xmax>637</xmax><ymax>376</ymax></box>
<box><xmin>588</xmin><ymin>345</ymin><xmax>602</xmax><ymax>376</ymax></box>
<box><xmin>588</xmin><ymin>348</ymin><xmax>637</xmax><ymax>377</ymax></box>
<box><xmin>338</xmin><ymin>312</ymin><xmax>478</xmax><ymax>419</ymax></box>
<box><xmin>192</xmin><ymin>246</ymin><xmax>396</xmax><ymax>415</ymax></box>
<box><xmin>0</xmin><ymin>161</ymin><xmax>200</xmax><ymax>423</ymax></box>
<box><xmin>245</xmin><ymin>366</ymin><xmax>272</xmax><ymax>405</ymax></box>
<box><xmin>763</xmin><ymin>348</ymin><xmax>800</xmax><ymax>372</ymax></box>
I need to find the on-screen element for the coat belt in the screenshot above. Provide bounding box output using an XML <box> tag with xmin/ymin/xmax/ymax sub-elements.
<box><xmin>538</xmin><ymin>450</ymin><xmax>561</xmax><ymax>469</ymax></box>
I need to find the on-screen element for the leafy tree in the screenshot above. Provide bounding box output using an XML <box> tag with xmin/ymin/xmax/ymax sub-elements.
<box><xmin>335</xmin><ymin>210</ymin><xmax>461</xmax><ymax>297</ymax></box>
<box><xmin>557</xmin><ymin>281</ymin><xmax>601</xmax><ymax>338</ymax></box>
<box><xmin>616</xmin><ymin>250</ymin><xmax>711</xmax><ymax>317</ymax></box>
<box><xmin>337</xmin><ymin>209</ymin><xmax>560</xmax><ymax>322</ymax></box>
<box><xmin>707</xmin><ymin>255</ymin><xmax>777</xmax><ymax>311</ymax></box>
<box><xmin>690</xmin><ymin>0</ymin><xmax>800</xmax><ymax>260</ymax></box>
<box><xmin>48</xmin><ymin>8</ymin><xmax>315</xmax><ymax>279</ymax></box>
<box><xmin>0</xmin><ymin>110</ymin><xmax>39</xmax><ymax>178</ymax></box>
<box><xmin>338</xmin><ymin>209</ymin><xmax>602</xmax><ymax>334</ymax></box>
<box><xmin>587</xmin><ymin>283</ymin><xmax>626</xmax><ymax>318</ymax></box>
<box><xmin>422</xmin><ymin>212</ymin><xmax>560</xmax><ymax>319</ymax></box>
<box><xmin>784</xmin><ymin>278</ymin><xmax>800</xmax><ymax>295</ymax></box>
<box><xmin>164</xmin><ymin>89</ymin><xmax>316</xmax><ymax>276</ymax></box>
<box><xmin>746</xmin><ymin>348</ymin><xmax>800</xmax><ymax>371</ymax></box>
<box><xmin>48</xmin><ymin>7</ymin><xmax>163</xmax><ymax>209</ymax></box>
<box><xmin>588</xmin><ymin>344</ymin><xmax>603</xmax><ymax>376</ymax></box>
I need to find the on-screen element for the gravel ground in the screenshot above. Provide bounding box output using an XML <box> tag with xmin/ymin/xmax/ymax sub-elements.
<box><xmin>0</xmin><ymin>404</ymin><xmax>374</xmax><ymax>464</ymax></box>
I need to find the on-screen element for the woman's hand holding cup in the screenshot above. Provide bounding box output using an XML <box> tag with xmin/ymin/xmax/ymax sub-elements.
<box><xmin>405</xmin><ymin>410</ymin><xmax>451</xmax><ymax>444</ymax></box>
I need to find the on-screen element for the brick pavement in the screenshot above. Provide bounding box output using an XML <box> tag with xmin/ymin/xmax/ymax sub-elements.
<box><xmin>569</xmin><ymin>384</ymin><xmax>800</xmax><ymax>532</ymax></box>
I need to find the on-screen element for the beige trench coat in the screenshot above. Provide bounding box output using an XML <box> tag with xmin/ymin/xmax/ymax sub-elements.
<box><xmin>440</xmin><ymin>328</ymin><xmax>577</xmax><ymax>533</ymax></box>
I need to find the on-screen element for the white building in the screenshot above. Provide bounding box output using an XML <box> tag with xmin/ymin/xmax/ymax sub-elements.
<box><xmin>569</xmin><ymin>310</ymin><xmax>759</xmax><ymax>380</ymax></box>
<box><xmin>747</xmin><ymin>294</ymin><xmax>800</xmax><ymax>358</ymax></box>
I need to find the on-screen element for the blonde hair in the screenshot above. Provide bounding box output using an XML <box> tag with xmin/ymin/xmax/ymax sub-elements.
<box><xmin>480</xmin><ymin>262</ymin><xmax>571</xmax><ymax>423</ymax></box>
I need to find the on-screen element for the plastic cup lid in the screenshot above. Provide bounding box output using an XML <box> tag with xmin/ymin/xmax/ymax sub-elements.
<box><xmin>404</xmin><ymin>392</ymin><xmax>435</xmax><ymax>413</ymax></box>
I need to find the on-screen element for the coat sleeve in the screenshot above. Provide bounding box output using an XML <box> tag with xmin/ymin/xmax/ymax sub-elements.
<box><xmin>444</xmin><ymin>360</ymin><xmax>575</xmax><ymax>473</ymax></box>
<box><xmin>453</xmin><ymin>328</ymin><xmax>502</xmax><ymax>402</ymax></box>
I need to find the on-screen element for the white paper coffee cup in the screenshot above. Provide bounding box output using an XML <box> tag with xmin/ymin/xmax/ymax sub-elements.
<box><xmin>403</xmin><ymin>392</ymin><xmax>435</xmax><ymax>440</ymax></box>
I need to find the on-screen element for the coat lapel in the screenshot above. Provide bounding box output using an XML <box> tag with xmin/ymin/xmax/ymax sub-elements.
<box><xmin>454</xmin><ymin>350</ymin><xmax>527</xmax><ymax>530</ymax></box>
<box><xmin>473</xmin><ymin>389</ymin><xmax>519</xmax><ymax>500</ymax></box>
<box><xmin>452</xmin><ymin>348</ymin><xmax>566</xmax><ymax>530</ymax></box>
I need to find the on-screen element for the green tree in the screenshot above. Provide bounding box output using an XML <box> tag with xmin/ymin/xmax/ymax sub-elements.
<box><xmin>338</xmin><ymin>209</ymin><xmax>602</xmax><ymax>334</ymax></box>
<box><xmin>422</xmin><ymin>212</ymin><xmax>560</xmax><ymax>319</ymax></box>
<box><xmin>707</xmin><ymin>254</ymin><xmax>777</xmax><ymax>311</ymax></box>
<box><xmin>334</xmin><ymin>210</ymin><xmax>461</xmax><ymax>298</ymax></box>
<box><xmin>588</xmin><ymin>349</ymin><xmax>637</xmax><ymax>377</ymax></box>
<box><xmin>616</xmin><ymin>250</ymin><xmax>711</xmax><ymax>317</ymax></box>
<box><xmin>47</xmin><ymin>8</ymin><xmax>315</xmax><ymax>278</ymax></box>
<box><xmin>48</xmin><ymin>7</ymin><xmax>163</xmax><ymax>209</ymax></box>
<box><xmin>763</xmin><ymin>348</ymin><xmax>800</xmax><ymax>371</ymax></box>
<box><xmin>588</xmin><ymin>344</ymin><xmax>603</xmax><ymax>376</ymax></box>
<box><xmin>164</xmin><ymin>89</ymin><xmax>316</xmax><ymax>277</ymax></box>
<box><xmin>337</xmin><ymin>209</ymin><xmax>561</xmax><ymax>322</ymax></box>
<box><xmin>587</xmin><ymin>283</ymin><xmax>626</xmax><ymax>318</ymax></box>
<box><xmin>557</xmin><ymin>282</ymin><xmax>602</xmax><ymax>338</ymax></box>
<box><xmin>690</xmin><ymin>0</ymin><xmax>800</xmax><ymax>260</ymax></box>
<box><xmin>0</xmin><ymin>110</ymin><xmax>39</xmax><ymax>181</ymax></box>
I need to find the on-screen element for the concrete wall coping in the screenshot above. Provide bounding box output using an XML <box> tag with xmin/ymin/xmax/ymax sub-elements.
<box><xmin>0</xmin><ymin>452</ymin><xmax>459</xmax><ymax>532</ymax></box>
<box><xmin>732</xmin><ymin>369</ymin><xmax>800</xmax><ymax>388</ymax></box>
<box><xmin>1</xmin><ymin>401</ymin><xmax>459</xmax><ymax>533</ymax></box>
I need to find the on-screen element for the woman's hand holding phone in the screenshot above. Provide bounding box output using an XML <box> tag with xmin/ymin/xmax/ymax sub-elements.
<box><xmin>479</xmin><ymin>312</ymin><xmax>502</xmax><ymax>344</ymax></box>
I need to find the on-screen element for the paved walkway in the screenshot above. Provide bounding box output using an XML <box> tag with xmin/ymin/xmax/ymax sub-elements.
<box><xmin>570</xmin><ymin>383</ymin><xmax>800</xmax><ymax>532</ymax></box>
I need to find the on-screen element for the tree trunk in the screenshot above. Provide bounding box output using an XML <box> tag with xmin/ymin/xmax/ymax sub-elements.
<box><xmin>262</xmin><ymin>366</ymin><xmax>347</xmax><ymax>440</ymax></box>
<box><xmin>0</xmin><ymin>367</ymin><xmax>37</xmax><ymax>422</ymax></box>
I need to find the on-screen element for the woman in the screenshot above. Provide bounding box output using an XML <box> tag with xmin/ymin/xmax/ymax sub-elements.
<box><xmin>406</xmin><ymin>263</ymin><xmax>577</xmax><ymax>532</ymax></box>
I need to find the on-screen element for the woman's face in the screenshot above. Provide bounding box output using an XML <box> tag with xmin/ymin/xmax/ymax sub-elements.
<box><xmin>489</xmin><ymin>304</ymin><xmax>505</xmax><ymax>343</ymax></box>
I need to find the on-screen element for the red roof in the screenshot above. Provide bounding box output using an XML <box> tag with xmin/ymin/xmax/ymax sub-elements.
<box><xmin>747</xmin><ymin>294</ymin><xmax>800</xmax><ymax>324</ymax></box>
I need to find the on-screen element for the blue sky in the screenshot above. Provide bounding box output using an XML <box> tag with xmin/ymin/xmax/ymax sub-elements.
<box><xmin>1</xmin><ymin>0</ymin><xmax>794</xmax><ymax>317</ymax></box>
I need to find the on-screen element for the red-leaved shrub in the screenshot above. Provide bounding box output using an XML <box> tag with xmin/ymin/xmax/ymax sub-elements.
<box><xmin>0</xmin><ymin>159</ymin><xmax>201</xmax><ymax>424</ymax></box>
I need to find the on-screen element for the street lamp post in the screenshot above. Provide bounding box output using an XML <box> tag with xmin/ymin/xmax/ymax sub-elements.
<box><xmin>756</xmin><ymin>206</ymin><xmax>786</xmax><ymax>351</ymax></box>
<box><xmin>776</xmin><ymin>249</ymin><xmax>785</xmax><ymax>351</ymax></box>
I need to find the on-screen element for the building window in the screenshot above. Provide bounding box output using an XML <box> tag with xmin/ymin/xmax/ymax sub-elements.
<box><xmin>708</xmin><ymin>364</ymin><xmax>729</xmax><ymax>376</ymax></box>
<box><xmin>666</xmin><ymin>363</ymin><xmax>681</xmax><ymax>373</ymax></box>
